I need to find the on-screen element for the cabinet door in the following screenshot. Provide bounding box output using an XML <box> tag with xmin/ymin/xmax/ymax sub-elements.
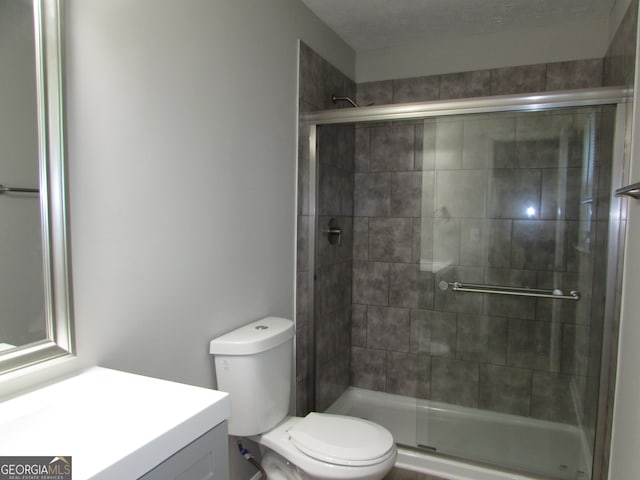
<box><xmin>140</xmin><ymin>421</ymin><xmax>229</xmax><ymax>480</ymax></box>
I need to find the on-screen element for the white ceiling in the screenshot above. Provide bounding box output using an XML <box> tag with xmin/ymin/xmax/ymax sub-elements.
<box><xmin>301</xmin><ymin>0</ymin><xmax>617</xmax><ymax>51</ymax></box>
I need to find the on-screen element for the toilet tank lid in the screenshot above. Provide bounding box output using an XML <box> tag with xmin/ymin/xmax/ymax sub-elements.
<box><xmin>209</xmin><ymin>317</ymin><xmax>294</xmax><ymax>355</ymax></box>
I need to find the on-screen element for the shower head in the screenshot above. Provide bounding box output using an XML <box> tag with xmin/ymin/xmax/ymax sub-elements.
<box><xmin>331</xmin><ymin>94</ymin><xmax>359</xmax><ymax>108</ymax></box>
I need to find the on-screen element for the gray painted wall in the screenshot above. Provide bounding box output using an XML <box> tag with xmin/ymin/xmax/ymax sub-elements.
<box><xmin>62</xmin><ymin>1</ymin><xmax>353</xmax><ymax>478</ymax></box>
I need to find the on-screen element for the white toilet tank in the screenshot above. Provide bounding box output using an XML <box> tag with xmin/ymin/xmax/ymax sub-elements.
<box><xmin>209</xmin><ymin>316</ymin><xmax>294</xmax><ymax>436</ymax></box>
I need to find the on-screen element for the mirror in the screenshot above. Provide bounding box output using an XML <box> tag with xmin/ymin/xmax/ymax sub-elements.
<box><xmin>0</xmin><ymin>0</ymin><xmax>74</xmax><ymax>375</ymax></box>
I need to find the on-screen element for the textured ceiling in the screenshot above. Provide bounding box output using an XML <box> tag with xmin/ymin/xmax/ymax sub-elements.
<box><xmin>301</xmin><ymin>0</ymin><xmax>616</xmax><ymax>51</ymax></box>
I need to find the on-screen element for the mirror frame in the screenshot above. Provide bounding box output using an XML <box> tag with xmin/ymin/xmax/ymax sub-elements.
<box><xmin>0</xmin><ymin>0</ymin><xmax>74</xmax><ymax>375</ymax></box>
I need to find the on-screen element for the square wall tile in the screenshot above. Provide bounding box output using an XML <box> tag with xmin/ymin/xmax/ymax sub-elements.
<box><xmin>419</xmin><ymin>120</ymin><xmax>437</xmax><ymax>171</ymax></box>
<box><xmin>352</xmin><ymin>346</ymin><xmax>386</xmax><ymax>390</ymax></box>
<box><xmin>421</xmin><ymin>171</ymin><xmax>435</xmax><ymax>219</ymax></box>
<box><xmin>479</xmin><ymin>364</ymin><xmax>532</xmax><ymax>416</ymax></box>
<box><xmin>511</xmin><ymin>220</ymin><xmax>567</xmax><ymax>271</ymax></box>
<box><xmin>413</xmin><ymin>218</ymin><xmax>426</xmax><ymax>264</ymax></box>
<box><xmin>299</xmin><ymin>42</ymin><xmax>325</xmax><ymax>109</ymax></box>
<box><xmin>357</xmin><ymin>80</ymin><xmax>393</xmax><ymax>106</ymax></box>
<box><xmin>393</xmin><ymin>76</ymin><xmax>440</xmax><ymax>103</ymax></box>
<box><xmin>483</xmin><ymin>268</ymin><xmax>537</xmax><ymax>320</ymax></box>
<box><xmin>487</xmin><ymin>168</ymin><xmax>541</xmax><ymax>219</ymax></box>
<box><xmin>370</xmin><ymin>125</ymin><xmax>415</xmax><ymax>172</ymax></box>
<box><xmin>391</xmin><ymin>171</ymin><xmax>423</xmax><ymax>217</ymax></box>
<box><xmin>462</xmin><ymin>116</ymin><xmax>516</xmax><ymax>169</ymax></box>
<box><xmin>514</xmin><ymin>113</ymin><xmax>578</xmax><ymax>168</ymax></box>
<box><xmin>352</xmin><ymin>261</ymin><xmax>389</xmax><ymax>306</ymax></box>
<box><xmin>430</xmin><ymin>358</ymin><xmax>479</xmax><ymax>408</ymax></box>
<box><xmin>457</xmin><ymin>314</ymin><xmax>507</xmax><ymax>364</ymax></box>
<box><xmin>436</xmin><ymin>170</ymin><xmax>487</xmax><ymax>219</ymax></box>
<box><xmin>354</xmin><ymin>172</ymin><xmax>391</xmax><ymax>217</ymax></box>
<box><xmin>561</xmin><ymin>323</ymin><xmax>590</xmax><ymax>376</ymax></box>
<box><xmin>507</xmin><ymin>318</ymin><xmax>561</xmax><ymax>372</ymax></box>
<box><xmin>434</xmin><ymin>119</ymin><xmax>463</xmax><ymax>169</ymax></box>
<box><xmin>411</xmin><ymin>310</ymin><xmax>456</xmax><ymax>357</ymax></box>
<box><xmin>531</xmin><ymin>372</ymin><xmax>576</xmax><ymax>424</ymax></box>
<box><xmin>315</xmin><ymin>263</ymin><xmax>343</xmax><ymax>317</ymax></box>
<box><xmin>316</xmin><ymin>353</ymin><xmax>350</xmax><ymax>411</ymax></box>
<box><xmin>353</xmin><ymin>217</ymin><xmax>370</xmax><ymax>261</ymax></box>
<box><xmin>460</xmin><ymin>219</ymin><xmax>512</xmax><ymax>268</ymax></box>
<box><xmin>440</xmin><ymin>70</ymin><xmax>491</xmax><ymax>99</ymax></box>
<box><xmin>367</xmin><ymin>305</ymin><xmax>411</xmax><ymax>352</ymax></box>
<box><xmin>540</xmin><ymin>168</ymin><xmax>582</xmax><ymax>220</ymax></box>
<box><xmin>355</xmin><ymin>128</ymin><xmax>370</xmax><ymax>172</ymax></box>
<box><xmin>491</xmin><ymin>64</ymin><xmax>546</xmax><ymax>95</ymax></box>
<box><xmin>433</xmin><ymin>218</ymin><xmax>460</xmax><ymax>267</ymax></box>
<box><xmin>369</xmin><ymin>217</ymin><xmax>414</xmax><ymax>263</ymax></box>
<box><xmin>336</xmin><ymin>124</ymin><xmax>355</xmax><ymax>172</ymax></box>
<box><xmin>339</xmin><ymin>170</ymin><xmax>355</xmax><ymax>216</ymax></box>
<box><xmin>389</xmin><ymin>263</ymin><xmax>434</xmax><ymax>309</ymax></box>
<box><xmin>546</xmin><ymin>59</ymin><xmax>604</xmax><ymax>91</ymax></box>
<box><xmin>386</xmin><ymin>351</ymin><xmax>420</xmax><ymax>396</ymax></box>
<box><xmin>352</xmin><ymin>304</ymin><xmax>367</xmax><ymax>347</ymax></box>
<box><xmin>318</xmin><ymin>164</ymin><xmax>342</xmax><ymax>216</ymax></box>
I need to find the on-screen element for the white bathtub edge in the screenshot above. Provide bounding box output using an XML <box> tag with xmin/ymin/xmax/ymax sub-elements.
<box><xmin>396</xmin><ymin>447</ymin><xmax>539</xmax><ymax>480</ymax></box>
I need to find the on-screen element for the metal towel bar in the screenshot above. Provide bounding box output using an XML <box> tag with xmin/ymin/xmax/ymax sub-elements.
<box><xmin>439</xmin><ymin>281</ymin><xmax>580</xmax><ymax>301</ymax></box>
<box><xmin>0</xmin><ymin>184</ymin><xmax>39</xmax><ymax>194</ymax></box>
<box><xmin>615</xmin><ymin>182</ymin><xmax>640</xmax><ymax>199</ymax></box>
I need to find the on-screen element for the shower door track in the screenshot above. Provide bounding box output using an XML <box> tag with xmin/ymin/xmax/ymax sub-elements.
<box><xmin>303</xmin><ymin>85</ymin><xmax>631</xmax><ymax>480</ymax></box>
<box><xmin>302</xmin><ymin>86</ymin><xmax>630</xmax><ymax>124</ymax></box>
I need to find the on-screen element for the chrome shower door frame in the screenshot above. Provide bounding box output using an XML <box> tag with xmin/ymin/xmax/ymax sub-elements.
<box><xmin>303</xmin><ymin>86</ymin><xmax>630</xmax><ymax>480</ymax></box>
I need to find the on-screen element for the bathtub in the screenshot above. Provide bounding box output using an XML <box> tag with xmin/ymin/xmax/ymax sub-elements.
<box><xmin>326</xmin><ymin>387</ymin><xmax>589</xmax><ymax>480</ymax></box>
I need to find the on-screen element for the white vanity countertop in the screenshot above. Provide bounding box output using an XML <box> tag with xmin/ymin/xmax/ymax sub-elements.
<box><xmin>0</xmin><ymin>366</ymin><xmax>230</xmax><ymax>479</ymax></box>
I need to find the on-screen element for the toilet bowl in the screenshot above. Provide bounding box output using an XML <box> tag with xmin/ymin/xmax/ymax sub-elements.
<box><xmin>209</xmin><ymin>317</ymin><xmax>396</xmax><ymax>480</ymax></box>
<box><xmin>256</xmin><ymin>415</ymin><xmax>396</xmax><ymax>480</ymax></box>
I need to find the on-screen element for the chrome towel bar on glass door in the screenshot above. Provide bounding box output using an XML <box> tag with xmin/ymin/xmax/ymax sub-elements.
<box><xmin>0</xmin><ymin>184</ymin><xmax>39</xmax><ymax>194</ymax></box>
<box><xmin>615</xmin><ymin>182</ymin><xmax>640</xmax><ymax>199</ymax></box>
<box><xmin>438</xmin><ymin>281</ymin><xmax>581</xmax><ymax>301</ymax></box>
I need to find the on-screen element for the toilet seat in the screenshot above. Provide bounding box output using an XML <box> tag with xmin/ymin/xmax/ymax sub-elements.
<box><xmin>257</xmin><ymin>415</ymin><xmax>397</xmax><ymax>480</ymax></box>
<box><xmin>289</xmin><ymin>413</ymin><xmax>395</xmax><ymax>466</ymax></box>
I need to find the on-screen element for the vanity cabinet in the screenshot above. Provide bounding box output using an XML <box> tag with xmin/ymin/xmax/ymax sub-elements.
<box><xmin>141</xmin><ymin>422</ymin><xmax>229</xmax><ymax>480</ymax></box>
<box><xmin>0</xmin><ymin>368</ymin><xmax>230</xmax><ymax>480</ymax></box>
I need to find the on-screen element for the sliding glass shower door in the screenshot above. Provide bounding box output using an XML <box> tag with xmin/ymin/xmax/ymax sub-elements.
<box><xmin>307</xmin><ymin>87</ymin><xmax>627</xmax><ymax>480</ymax></box>
<box><xmin>416</xmin><ymin>105</ymin><xmax>617</xmax><ymax>479</ymax></box>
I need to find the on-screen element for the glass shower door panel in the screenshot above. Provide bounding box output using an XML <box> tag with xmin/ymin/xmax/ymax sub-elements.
<box><xmin>416</xmin><ymin>106</ymin><xmax>615</xmax><ymax>480</ymax></box>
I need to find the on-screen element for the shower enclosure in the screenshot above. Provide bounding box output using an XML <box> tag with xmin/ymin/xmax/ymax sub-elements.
<box><xmin>301</xmin><ymin>87</ymin><xmax>629</xmax><ymax>480</ymax></box>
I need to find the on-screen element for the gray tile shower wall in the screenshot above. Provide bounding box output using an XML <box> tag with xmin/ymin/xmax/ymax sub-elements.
<box><xmin>357</xmin><ymin>58</ymin><xmax>605</xmax><ymax>106</ymax></box>
<box><xmin>351</xmin><ymin>75</ymin><xmax>615</xmax><ymax>425</ymax></box>
<box><xmin>315</xmin><ymin>122</ymin><xmax>355</xmax><ymax>411</ymax></box>
<box><xmin>297</xmin><ymin>42</ymin><xmax>355</xmax><ymax>414</ymax></box>
<box><xmin>298</xmin><ymin>4</ymin><xmax>635</xmax><ymax>429</ymax></box>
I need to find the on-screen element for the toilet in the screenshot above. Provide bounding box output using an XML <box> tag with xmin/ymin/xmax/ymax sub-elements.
<box><xmin>209</xmin><ymin>316</ymin><xmax>396</xmax><ymax>480</ymax></box>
